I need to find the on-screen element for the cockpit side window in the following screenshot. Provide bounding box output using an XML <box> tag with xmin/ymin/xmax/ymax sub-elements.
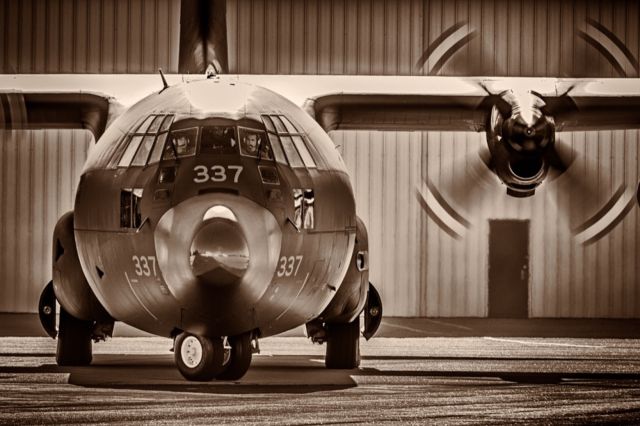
<box><xmin>118</xmin><ymin>135</ymin><xmax>144</xmax><ymax>167</ymax></box>
<box><xmin>115</xmin><ymin>114</ymin><xmax>175</xmax><ymax>167</ymax></box>
<box><xmin>131</xmin><ymin>135</ymin><xmax>156</xmax><ymax>166</ymax></box>
<box><xmin>279</xmin><ymin>136</ymin><xmax>304</xmax><ymax>168</ymax></box>
<box><xmin>261</xmin><ymin>114</ymin><xmax>317</xmax><ymax>169</ymax></box>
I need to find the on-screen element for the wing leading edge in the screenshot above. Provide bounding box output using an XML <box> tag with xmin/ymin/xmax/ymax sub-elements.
<box><xmin>0</xmin><ymin>91</ymin><xmax>123</xmax><ymax>141</ymax></box>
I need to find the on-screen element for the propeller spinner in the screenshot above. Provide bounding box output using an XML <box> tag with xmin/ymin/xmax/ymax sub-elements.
<box><xmin>484</xmin><ymin>89</ymin><xmax>571</xmax><ymax>197</ymax></box>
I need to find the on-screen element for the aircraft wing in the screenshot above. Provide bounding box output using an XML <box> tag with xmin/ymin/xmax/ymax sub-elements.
<box><xmin>303</xmin><ymin>93</ymin><xmax>491</xmax><ymax>133</ymax></box>
<box><xmin>544</xmin><ymin>92</ymin><xmax>640</xmax><ymax>132</ymax></box>
<box><xmin>0</xmin><ymin>91</ymin><xmax>124</xmax><ymax>141</ymax></box>
<box><xmin>301</xmin><ymin>78</ymin><xmax>640</xmax><ymax>133</ymax></box>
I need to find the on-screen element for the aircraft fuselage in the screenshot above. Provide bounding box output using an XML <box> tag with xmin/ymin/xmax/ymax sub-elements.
<box><xmin>71</xmin><ymin>79</ymin><xmax>361</xmax><ymax>339</ymax></box>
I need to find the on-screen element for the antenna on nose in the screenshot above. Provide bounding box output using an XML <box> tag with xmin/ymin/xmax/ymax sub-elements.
<box><xmin>158</xmin><ymin>68</ymin><xmax>169</xmax><ymax>92</ymax></box>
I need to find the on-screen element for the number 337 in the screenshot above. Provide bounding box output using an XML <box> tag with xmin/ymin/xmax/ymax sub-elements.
<box><xmin>277</xmin><ymin>255</ymin><xmax>303</xmax><ymax>277</ymax></box>
<box><xmin>193</xmin><ymin>165</ymin><xmax>243</xmax><ymax>183</ymax></box>
<box><xmin>132</xmin><ymin>255</ymin><xmax>157</xmax><ymax>277</ymax></box>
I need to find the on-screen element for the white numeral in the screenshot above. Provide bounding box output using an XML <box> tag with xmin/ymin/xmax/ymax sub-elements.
<box><xmin>277</xmin><ymin>255</ymin><xmax>304</xmax><ymax>277</ymax></box>
<box><xmin>193</xmin><ymin>165</ymin><xmax>243</xmax><ymax>183</ymax></box>
<box><xmin>132</xmin><ymin>255</ymin><xmax>157</xmax><ymax>277</ymax></box>
<box><xmin>229</xmin><ymin>165</ymin><xmax>243</xmax><ymax>183</ymax></box>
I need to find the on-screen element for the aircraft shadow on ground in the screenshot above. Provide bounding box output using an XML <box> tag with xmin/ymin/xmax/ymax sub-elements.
<box><xmin>2</xmin><ymin>353</ymin><xmax>640</xmax><ymax>393</ymax></box>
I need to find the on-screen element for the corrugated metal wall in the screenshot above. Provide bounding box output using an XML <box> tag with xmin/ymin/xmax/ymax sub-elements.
<box><xmin>0</xmin><ymin>130</ymin><xmax>91</xmax><ymax>312</ymax></box>
<box><xmin>334</xmin><ymin>130</ymin><xmax>640</xmax><ymax>317</ymax></box>
<box><xmin>2</xmin><ymin>0</ymin><xmax>638</xmax><ymax>77</ymax></box>
<box><xmin>0</xmin><ymin>0</ymin><xmax>181</xmax><ymax>74</ymax></box>
<box><xmin>227</xmin><ymin>0</ymin><xmax>640</xmax><ymax>77</ymax></box>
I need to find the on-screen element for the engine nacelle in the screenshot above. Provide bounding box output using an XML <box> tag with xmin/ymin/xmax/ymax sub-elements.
<box><xmin>486</xmin><ymin>104</ymin><xmax>550</xmax><ymax>197</ymax></box>
<box><xmin>52</xmin><ymin>212</ymin><xmax>111</xmax><ymax>322</ymax></box>
<box><xmin>320</xmin><ymin>216</ymin><xmax>369</xmax><ymax>323</ymax></box>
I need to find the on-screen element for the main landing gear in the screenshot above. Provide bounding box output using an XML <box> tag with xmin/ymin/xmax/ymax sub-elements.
<box><xmin>325</xmin><ymin>316</ymin><xmax>361</xmax><ymax>369</ymax></box>
<box><xmin>308</xmin><ymin>282</ymin><xmax>383</xmax><ymax>370</ymax></box>
<box><xmin>174</xmin><ymin>331</ymin><xmax>257</xmax><ymax>381</ymax></box>
<box><xmin>56</xmin><ymin>306</ymin><xmax>94</xmax><ymax>366</ymax></box>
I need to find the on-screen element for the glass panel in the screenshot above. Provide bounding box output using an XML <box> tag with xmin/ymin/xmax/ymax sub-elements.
<box><xmin>148</xmin><ymin>133</ymin><xmax>167</xmax><ymax>164</ymax></box>
<box><xmin>131</xmin><ymin>135</ymin><xmax>156</xmax><ymax>166</ymax></box>
<box><xmin>303</xmin><ymin>189</ymin><xmax>315</xmax><ymax>229</ymax></box>
<box><xmin>162</xmin><ymin>136</ymin><xmax>177</xmax><ymax>160</ymax></box>
<box><xmin>270</xmin><ymin>115</ymin><xmax>288</xmax><ymax>133</ymax></box>
<box><xmin>120</xmin><ymin>190</ymin><xmax>132</xmax><ymax>228</ymax></box>
<box><xmin>201</xmin><ymin>126</ymin><xmax>238</xmax><ymax>155</ymax></box>
<box><xmin>280</xmin><ymin>116</ymin><xmax>299</xmax><ymax>133</ymax></box>
<box><xmin>147</xmin><ymin>115</ymin><xmax>164</xmax><ymax>134</ymax></box>
<box><xmin>261</xmin><ymin>115</ymin><xmax>276</xmax><ymax>133</ymax></box>
<box><xmin>258</xmin><ymin>166</ymin><xmax>280</xmax><ymax>185</ymax></box>
<box><xmin>136</xmin><ymin>115</ymin><xmax>156</xmax><ymax>134</ymax></box>
<box><xmin>268</xmin><ymin>133</ymin><xmax>287</xmax><ymax>164</ymax></box>
<box><xmin>280</xmin><ymin>136</ymin><xmax>304</xmax><ymax>168</ymax></box>
<box><xmin>291</xmin><ymin>135</ymin><xmax>316</xmax><ymax>168</ymax></box>
<box><xmin>169</xmin><ymin>127</ymin><xmax>198</xmax><ymax>157</ymax></box>
<box><xmin>293</xmin><ymin>188</ymin><xmax>303</xmax><ymax>231</ymax></box>
<box><xmin>238</xmin><ymin>127</ymin><xmax>266</xmax><ymax>158</ymax></box>
<box><xmin>118</xmin><ymin>135</ymin><xmax>144</xmax><ymax>167</ymax></box>
<box><xmin>159</xmin><ymin>115</ymin><xmax>174</xmax><ymax>132</ymax></box>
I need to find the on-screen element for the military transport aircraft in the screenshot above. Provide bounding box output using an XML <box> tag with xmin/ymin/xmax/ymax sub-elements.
<box><xmin>1</xmin><ymin>73</ymin><xmax>639</xmax><ymax>381</ymax></box>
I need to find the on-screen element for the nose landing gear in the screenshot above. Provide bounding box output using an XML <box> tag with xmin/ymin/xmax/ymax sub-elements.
<box><xmin>217</xmin><ymin>333</ymin><xmax>254</xmax><ymax>380</ymax></box>
<box><xmin>174</xmin><ymin>333</ymin><xmax>225</xmax><ymax>381</ymax></box>
<box><xmin>174</xmin><ymin>331</ymin><xmax>256</xmax><ymax>381</ymax></box>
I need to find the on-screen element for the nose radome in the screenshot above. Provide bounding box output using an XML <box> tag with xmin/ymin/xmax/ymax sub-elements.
<box><xmin>154</xmin><ymin>193</ymin><xmax>282</xmax><ymax>308</ymax></box>
<box><xmin>189</xmin><ymin>206</ymin><xmax>249</xmax><ymax>286</ymax></box>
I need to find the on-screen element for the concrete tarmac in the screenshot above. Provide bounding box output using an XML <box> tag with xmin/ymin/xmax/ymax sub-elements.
<box><xmin>1</xmin><ymin>336</ymin><xmax>640</xmax><ymax>424</ymax></box>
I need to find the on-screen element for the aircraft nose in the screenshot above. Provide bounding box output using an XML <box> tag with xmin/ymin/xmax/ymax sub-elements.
<box><xmin>189</xmin><ymin>206</ymin><xmax>249</xmax><ymax>286</ymax></box>
<box><xmin>154</xmin><ymin>194</ymin><xmax>282</xmax><ymax>309</ymax></box>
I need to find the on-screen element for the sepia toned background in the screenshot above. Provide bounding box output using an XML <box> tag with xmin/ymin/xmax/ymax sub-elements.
<box><xmin>1</xmin><ymin>0</ymin><xmax>639</xmax><ymax>317</ymax></box>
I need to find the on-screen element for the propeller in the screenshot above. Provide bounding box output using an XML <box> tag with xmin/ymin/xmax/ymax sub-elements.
<box><xmin>179</xmin><ymin>0</ymin><xmax>228</xmax><ymax>74</ymax></box>
<box><xmin>436</xmin><ymin>84</ymin><xmax>597</xmax><ymax>227</ymax></box>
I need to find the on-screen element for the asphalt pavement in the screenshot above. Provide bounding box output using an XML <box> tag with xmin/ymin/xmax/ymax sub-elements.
<box><xmin>1</xmin><ymin>336</ymin><xmax>640</xmax><ymax>424</ymax></box>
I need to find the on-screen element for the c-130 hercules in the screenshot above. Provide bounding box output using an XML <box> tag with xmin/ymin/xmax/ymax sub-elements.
<box><xmin>14</xmin><ymin>71</ymin><xmax>382</xmax><ymax>382</ymax></box>
<box><xmin>3</xmin><ymin>69</ymin><xmax>639</xmax><ymax>381</ymax></box>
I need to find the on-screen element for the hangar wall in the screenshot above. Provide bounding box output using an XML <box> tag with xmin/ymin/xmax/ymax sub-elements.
<box><xmin>0</xmin><ymin>0</ymin><xmax>639</xmax><ymax>317</ymax></box>
<box><xmin>0</xmin><ymin>0</ymin><xmax>181</xmax><ymax>74</ymax></box>
<box><xmin>227</xmin><ymin>0</ymin><xmax>640</xmax><ymax>77</ymax></box>
<box><xmin>3</xmin><ymin>128</ymin><xmax>637</xmax><ymax>317</ymax></box>
<box><xmin>333</xmin><ymin>130</ymin><xmax>640</xmax><ymax>317</ymax></box>
<box><xmin>2</xmin><ymin>0</ymin><xmax>639</xmax><ymax>77</ymax></box>
<box><xmin>0</xmin><ymin>130</ymin><xmax>91</xmax><ymax>313</ymax></box>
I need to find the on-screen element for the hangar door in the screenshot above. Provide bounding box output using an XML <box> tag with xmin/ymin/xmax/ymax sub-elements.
<box><xmin>488</xmin><ymin>220</ymin><xmax>530</xmax><ymax>318</ymax></box>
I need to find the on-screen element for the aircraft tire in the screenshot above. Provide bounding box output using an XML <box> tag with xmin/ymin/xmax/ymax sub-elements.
<box><xmin>325</xmin><ymin>316</ymin><xmax>360</xmax><ymax>369</ymax></box>
<box><xmin>174</xmin><ymin>333</ymin><xmax>224</xmax><ymax>381</ymax></box>
<box><xmin>216</xmin><ymin>332</ymin><xmax>252</xmax><ymax>381</ymax></box>
<box><xmin>56</xmin><ymin>306</ymin><xmax>93</xmax><ymax>366</ymax></box>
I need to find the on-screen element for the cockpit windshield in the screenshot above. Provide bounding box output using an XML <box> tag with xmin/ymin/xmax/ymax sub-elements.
<box><xmin>201</xmin><ymin>126</ymin><xmax>238</xmax><ymax>155</ymax></box>
<box><xmin>112</xmin><ymin>114</ymin><xmax>317</xmax><ymax>169</ymax></box>
<box><xmin>163</xmin><ymin>127</ymin><xmax>198</xmax><ymax>159</ymax></box>
<box><xmin>238</xmin><ymin>127</ymin><xmax>273</xmax><ymax>160</ymax></box>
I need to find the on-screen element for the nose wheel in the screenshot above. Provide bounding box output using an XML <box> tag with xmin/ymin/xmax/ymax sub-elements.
<box><xmin>175</xmin><ymin>333</ymin><xmax>224</xmax><ymax>381</ymax></box>
<box><xmin>174</xmin><ymin>331</ymin><xmax>255</xmax><ymax>381</ymax></box>
<box><xmin>216</xmin><ymin>332</ymin><xmax>254</xmax><ymax>381</ymax></box>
